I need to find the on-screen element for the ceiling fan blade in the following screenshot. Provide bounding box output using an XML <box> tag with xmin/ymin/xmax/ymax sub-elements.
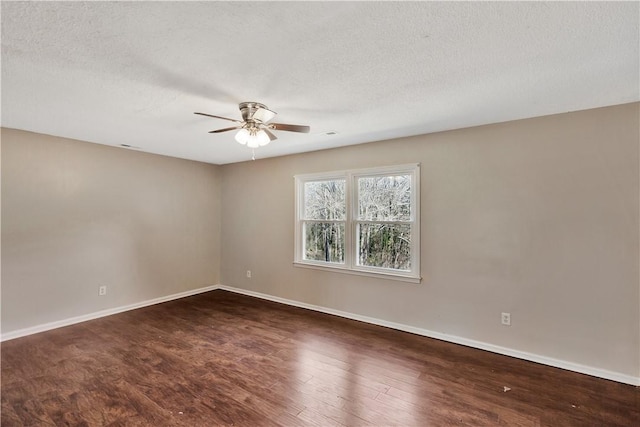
<box><xmin>263</xmin><ymin>128</ymin><xmax>278</xmax><ymax>141</ymax></box>
<box><xmin>194</xmin><ymin>112</ymin><xmax>242</xmax><ymax>123</ymax></box>
<box><xmin>252</xmin><ymin>107</ymin><xmax>277</xmax><ymax>123</ymax></box>
<box><xmin>208</xmin><ymin>126</ymin><xmax>241</xmax><ymax>134</ymax></box>
<box><xmin>270</xmin><ymin>123</ymin><xmax>311</xmax><ymax>133</ymax></box>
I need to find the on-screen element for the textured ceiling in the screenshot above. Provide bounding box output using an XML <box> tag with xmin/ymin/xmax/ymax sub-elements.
<box><xmin>2</xmin><ymin>2</ymin><xmax>638</xmax><ymax>164</ymax></box>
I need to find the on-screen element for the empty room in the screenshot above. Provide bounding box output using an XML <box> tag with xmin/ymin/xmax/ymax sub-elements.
<box><xmin>1</xmin><ymin>2</ymin><xmax>638</xmax><ymax>426</ymax></box>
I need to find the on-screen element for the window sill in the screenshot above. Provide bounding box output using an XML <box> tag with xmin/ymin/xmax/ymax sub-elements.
<box><xmin>293</xmin><ymin>262</ymin><xmax>422</xmax><ymax>284</ymax></box>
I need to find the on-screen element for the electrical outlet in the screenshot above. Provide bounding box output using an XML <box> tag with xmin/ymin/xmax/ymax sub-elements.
<box><xmin>99</xmin><ymin>285</ymin><xmax>107</xmax><ymax>296</ymax></box>
<box><xmin>246</xmin><ymin>270</ymin><xmax>251</xmax><ymax>278</ymax></box>
<box><xmin>501</xmin><ymin>312</ymin><xmax>511</xmax><ymax>326</ymax></box>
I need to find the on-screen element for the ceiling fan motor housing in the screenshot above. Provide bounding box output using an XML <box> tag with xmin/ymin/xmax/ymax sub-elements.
<box><xmin>239</xmin><ymin>102</ymin><xmax>270</xmax><ymax>123</ymax></box>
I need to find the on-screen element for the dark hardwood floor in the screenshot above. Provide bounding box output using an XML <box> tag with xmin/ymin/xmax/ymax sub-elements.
<box><xmin>1</xmin><ymin>290</ymin><xmax>638</xmax><ymax>426</ymax></box>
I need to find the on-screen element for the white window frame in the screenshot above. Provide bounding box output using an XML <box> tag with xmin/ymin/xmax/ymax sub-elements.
<box><xmin>294</xmin><ymin>163</ymin><xmax>421</xmax><ymax>283</ymax></box>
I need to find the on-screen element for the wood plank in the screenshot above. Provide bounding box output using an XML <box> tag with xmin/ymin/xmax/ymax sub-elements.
<box><xmin>2</xmin><ymin>289</ymin><xmax>639</xmax><ymax>426</ymax></box>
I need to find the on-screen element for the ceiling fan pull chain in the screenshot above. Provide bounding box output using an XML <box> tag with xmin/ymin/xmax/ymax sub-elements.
<box><xmin>252</xmin><ymin>149</ymin><xmax>256</xmax><ymax>161</ymax></box>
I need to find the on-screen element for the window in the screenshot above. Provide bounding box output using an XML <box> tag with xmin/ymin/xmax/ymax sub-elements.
<box><xmin>295</xmin><ymin>164</ymin><xmax>420</xmax><ymax>282</ymax></box>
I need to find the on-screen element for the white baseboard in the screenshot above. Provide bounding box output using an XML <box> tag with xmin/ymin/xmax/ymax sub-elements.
<box><xmin>0</xmin><ymin>284</ymin><xmax>219</xmax><ymax>342</ymax></box>
<box><xmin>217</xmin><ymin>285</ymin><xmax>640</xmax><ymax>387</ymax></box>
<box><xmin>3</xmin><ymin>283</ymin><xmax>638</xmax><ymax>387</ymax></box>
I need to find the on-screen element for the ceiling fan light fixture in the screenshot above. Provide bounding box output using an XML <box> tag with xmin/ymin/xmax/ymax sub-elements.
<box><xmin>256</xmin><ymin>129</ymin><xmax>271</xmax><ymax>146</ymax></box>
<box><xmin>235</xmin><ymin>128</ymin><xmax>250</xmax><ymax>145</ymax></box>
<box><xmin>242</xmin><ymin>128</ymin><xmax>271</xmax><ymax>148</ymax></box>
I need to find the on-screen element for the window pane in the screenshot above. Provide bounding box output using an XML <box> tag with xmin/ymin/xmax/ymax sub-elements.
<box><xmin>304</xmin><ymin>180</ymin><xmax>345</xmax><ymax>220</ymax></box>
<box><xmin>304</xmin><ymin>222</ymin><xmax>345</xmax><ymax>263</ymax></box>
<box><xmin>357</xmin><ymin>223</ymin><xmax>411</xmax><ymax>270</ymax></box>
<box><xmin>358</xmin><ymin>175</ymin><xmax>411</xmax><ymax>221</ymax></box>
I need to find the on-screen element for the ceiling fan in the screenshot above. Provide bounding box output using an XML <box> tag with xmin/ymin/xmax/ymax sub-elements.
<box><xmin>194</xmin><ymin>102</ymin><xmax>310</xmax><ymax>148</ymax></box>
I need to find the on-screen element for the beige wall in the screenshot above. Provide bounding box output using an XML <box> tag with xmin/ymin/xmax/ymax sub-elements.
<box><xmin>1</xmin><ymin>129</ymin><xmax>221</xmax><ymax>333</ymax></box>
<box><xmin>2</xmin><ymin>103</ymin><xmax>638</xmax><ymax>380</ymax></box>
<box><xmin>220</xmin><ymin>103</ymin><xmax>639</xmax><ymax>378</ymax></box>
